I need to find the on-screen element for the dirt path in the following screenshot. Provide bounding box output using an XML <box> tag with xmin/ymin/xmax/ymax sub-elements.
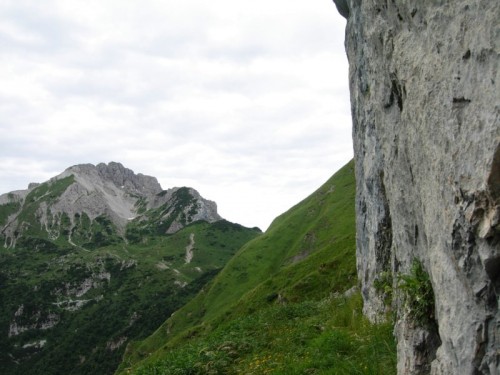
<box><xmin>185</xmin><ymin>233</ymin><xmax>195</xmax><ymax>264</ymax></box>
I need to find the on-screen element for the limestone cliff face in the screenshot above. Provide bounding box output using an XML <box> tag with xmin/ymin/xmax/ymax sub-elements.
<box><xmin>334</xmin><ymin>0</ymin><xmax>499</xmax><ymax>374</ymax></box>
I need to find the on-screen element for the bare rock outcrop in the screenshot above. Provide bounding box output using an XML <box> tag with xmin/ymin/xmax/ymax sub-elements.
<box><xmin>334</xmin><ymin>0</ymin><xmax>499</xmax><ymax>374</ymax></box>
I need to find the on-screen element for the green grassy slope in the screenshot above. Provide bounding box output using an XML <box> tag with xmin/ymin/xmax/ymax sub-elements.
<box><xmin>117</xmin><ymin>160</ymin><xmax>397</xmax><ymax>374</ymax></box>
<box><xmin>0</xmin><ymin>220</ymin><xmax>260</xmax><ymax>375</ymax></box>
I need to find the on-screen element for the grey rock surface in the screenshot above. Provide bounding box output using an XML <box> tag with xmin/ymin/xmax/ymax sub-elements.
<box><xmin>337</xmin><ymin>1</ymin><xmax>499</xmax><ymax>374</ymax></box>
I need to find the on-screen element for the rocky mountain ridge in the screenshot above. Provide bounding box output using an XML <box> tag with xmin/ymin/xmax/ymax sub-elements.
<box><xmin>1</xmin><ymin>162</ymin><xmax>221</xmax><ymax>249</ymax></box>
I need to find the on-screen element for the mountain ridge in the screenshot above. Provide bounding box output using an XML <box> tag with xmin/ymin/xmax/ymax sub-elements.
<box><xmin>1</xmin><ymin>162</ymin><xmax>221</xmax><ymax>249</ymax></box>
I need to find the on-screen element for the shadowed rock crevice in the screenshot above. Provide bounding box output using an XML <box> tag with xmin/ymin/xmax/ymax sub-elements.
<box><xmin>487</xmin><ymin>143</ymin><xmax>500</xmax><ymax>204</ymax></box>
<box><xmin>374</xmin><ymin>172</ymin><xmax>393</xmax><ymax>274</ymax></box>
<box><xmin>333</xmin><ymin>0</ymin><xmax>350</xmax><ymax>19</ymax></box>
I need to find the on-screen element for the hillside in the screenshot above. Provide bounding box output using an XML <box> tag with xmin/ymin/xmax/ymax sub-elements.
<box><xmin>117</xmin><ymin>160</ymin><xmax>396</xmax><ymax>374</ymax></box>
<box><xmin>0</xmin><ymin>163</ymin><xmax>260</xmax><ymax>375</ymax></box>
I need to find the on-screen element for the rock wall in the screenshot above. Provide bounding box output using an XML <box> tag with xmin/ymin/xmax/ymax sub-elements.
<box><xmin>334</xmin><ymin>0</ymin><xmax>499</xmax><ymax>374</ymax></box>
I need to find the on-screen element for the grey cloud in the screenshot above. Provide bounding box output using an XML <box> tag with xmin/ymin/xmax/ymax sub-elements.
<box><xmin>0</xmin><ymin>6</ymin><xmax>82</xmax><ymax>56</ymax></box>
<box><xmin>0</xmin><ymin>0</ymin><xmax>352</xmax><ymax>230</ymax></box>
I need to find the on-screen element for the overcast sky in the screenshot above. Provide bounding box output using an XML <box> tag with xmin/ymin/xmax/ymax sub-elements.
<box><xmin>0</xmin><ymin>0</ymin><xmax>350</xmax><ymax>231</ymax></box>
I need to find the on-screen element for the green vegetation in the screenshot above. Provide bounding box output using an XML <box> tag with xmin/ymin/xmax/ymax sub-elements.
<box><xmin>9</xmin><ymin>176</ymin><xmax>76</xmax><ymax>241</ymax></box>
<box><xmin>24</xmin><ymin>176</ymin><xmax>75</xmax><ymax>205</ymax></box>
<box><xmin>118</xmin><ymin>160</ymin><xmax>396</xmax><ymax>374</ymax></box>
<box><xmin>0</xmin><ymin>160</ymin><xmax>397</xmax><ymax>375</ymax></box>
<box><xmin>127</xmin><ymin>188</ymin><xmax>202</xmax><ymax>240</ymax></box>
<box><xmin>84</xmin><ymin>215</ymin><xmax>122</xmax><ymax>249</ymax></box>
<box><xmin>69</xmin><ymin>212</ymin><xmax>94</xmax><ymax>245</ymax></box>
<box><xmin>0</xmin><ymin>201</ymin><xmax>21</xmax><ymax>227</ymax></box>
<box><xmin>0</xmin><ymin>219</ymin><xmax>259</xmax><ymax>375</ymax></box>
<box><xmin>132</xmin><ymin>295</ymin><xmax>395</xmax><ymax>375</ymax></box>
<box><xmin>374</xmin><ymin>270</ymin><xmax>393</xmax><ymax>307</ymax></box>
<box><xmin>398</xmin><ymin>259</ymin><xmax>436</xmax><ymax>327</ymax></box>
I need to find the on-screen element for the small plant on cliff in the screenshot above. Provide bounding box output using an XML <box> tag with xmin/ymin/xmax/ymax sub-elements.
<box><xmin>398</xmin><ymin>259</ymin><xmax>435</xmax><ymax>327</ymax></box>
<box><xmin>374</xmin><ymin>270</ymin><xmax>393</xmax><ymax>306</ymax></box>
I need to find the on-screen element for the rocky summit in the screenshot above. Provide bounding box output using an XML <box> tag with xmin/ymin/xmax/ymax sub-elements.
<box><xmin>334</xmin><ymin>1</ymin><xmax>499</xmax><ymax>374</ymax></box>
<box><xmin>1</xmin><ymin>162</ymin><xmax>221</xmax><ymax>249</ymax></box>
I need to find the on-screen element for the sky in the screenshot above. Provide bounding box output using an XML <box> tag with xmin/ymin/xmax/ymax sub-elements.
<box><xmin>0</xmin><ymin>0</ymin><xmax>351</xmax><ymax>231</ymax></box>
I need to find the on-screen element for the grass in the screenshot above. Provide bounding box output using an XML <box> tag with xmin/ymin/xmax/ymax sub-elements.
<box><xmin>398</xmin><ymin>259</ymin><xmax>436</xmax><ymax>327</ymax></box>
<box><xmin>117</xmin><ymin>160</ymin><xmax>396</xmax><ymax>374</ymax></box>
<box><xmin>0</xmin><ymin>219</ymin><xmax>259</xmax><ymax>375</ymax></box>
<box><xmin>130</xmin><ymin>294</ymin><xmax>395</xmax><ymax>375</ymax></box>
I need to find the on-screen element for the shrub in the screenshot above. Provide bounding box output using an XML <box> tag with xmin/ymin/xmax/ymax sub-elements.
<box><xmin>398</xmin><ymin>259</ymin><xmax>435</xmax><ymax>327</ymax></box>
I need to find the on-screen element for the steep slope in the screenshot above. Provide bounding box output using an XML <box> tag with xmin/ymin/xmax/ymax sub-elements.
<box><xmin>0</xmin><ymin>164</ymin><xmax>260</xmax><ymax>375</ymax></box>
<box><xmin>335</xmin><ymin>1</ymin><xmax>499</xmax><ymax>373</ymax></box>
<box><xmin>117</xmin><ymin>160</ymin><xmax>397</xmax><ymax>374</ymax></box>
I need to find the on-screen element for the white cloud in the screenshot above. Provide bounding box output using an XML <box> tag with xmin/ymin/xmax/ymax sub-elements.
<box><xmin>0</xmin><ymin>0</ymin><xmax>350</xmax><ymax>230</ymax></box>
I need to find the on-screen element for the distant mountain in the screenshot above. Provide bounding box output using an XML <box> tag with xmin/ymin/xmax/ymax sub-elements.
<box><xmin>0</xmin><ymin>163</ymin><xmax>260</xmax><ymax>375</ymax></box>
<box><xmin>1</xmin><ymin>162</ymin><xmax>221</xmax><ymax>249</ymax></box>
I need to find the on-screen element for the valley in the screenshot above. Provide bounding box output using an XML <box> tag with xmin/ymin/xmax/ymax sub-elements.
<box><xmin>0</xmin><ymin>163</ymin><xmax>260</xmax><ymax>375</ymax></box>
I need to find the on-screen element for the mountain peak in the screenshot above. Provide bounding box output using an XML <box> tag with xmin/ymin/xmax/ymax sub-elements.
<box><xmin>1</xmin><ymin>162</ymin><xmax>221</xmax><ymax>249</ymax></box>
<box><xmin>62</xmin><ymin>162</ymin><xmax>163</xmax><ymax>197</ymax></box>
